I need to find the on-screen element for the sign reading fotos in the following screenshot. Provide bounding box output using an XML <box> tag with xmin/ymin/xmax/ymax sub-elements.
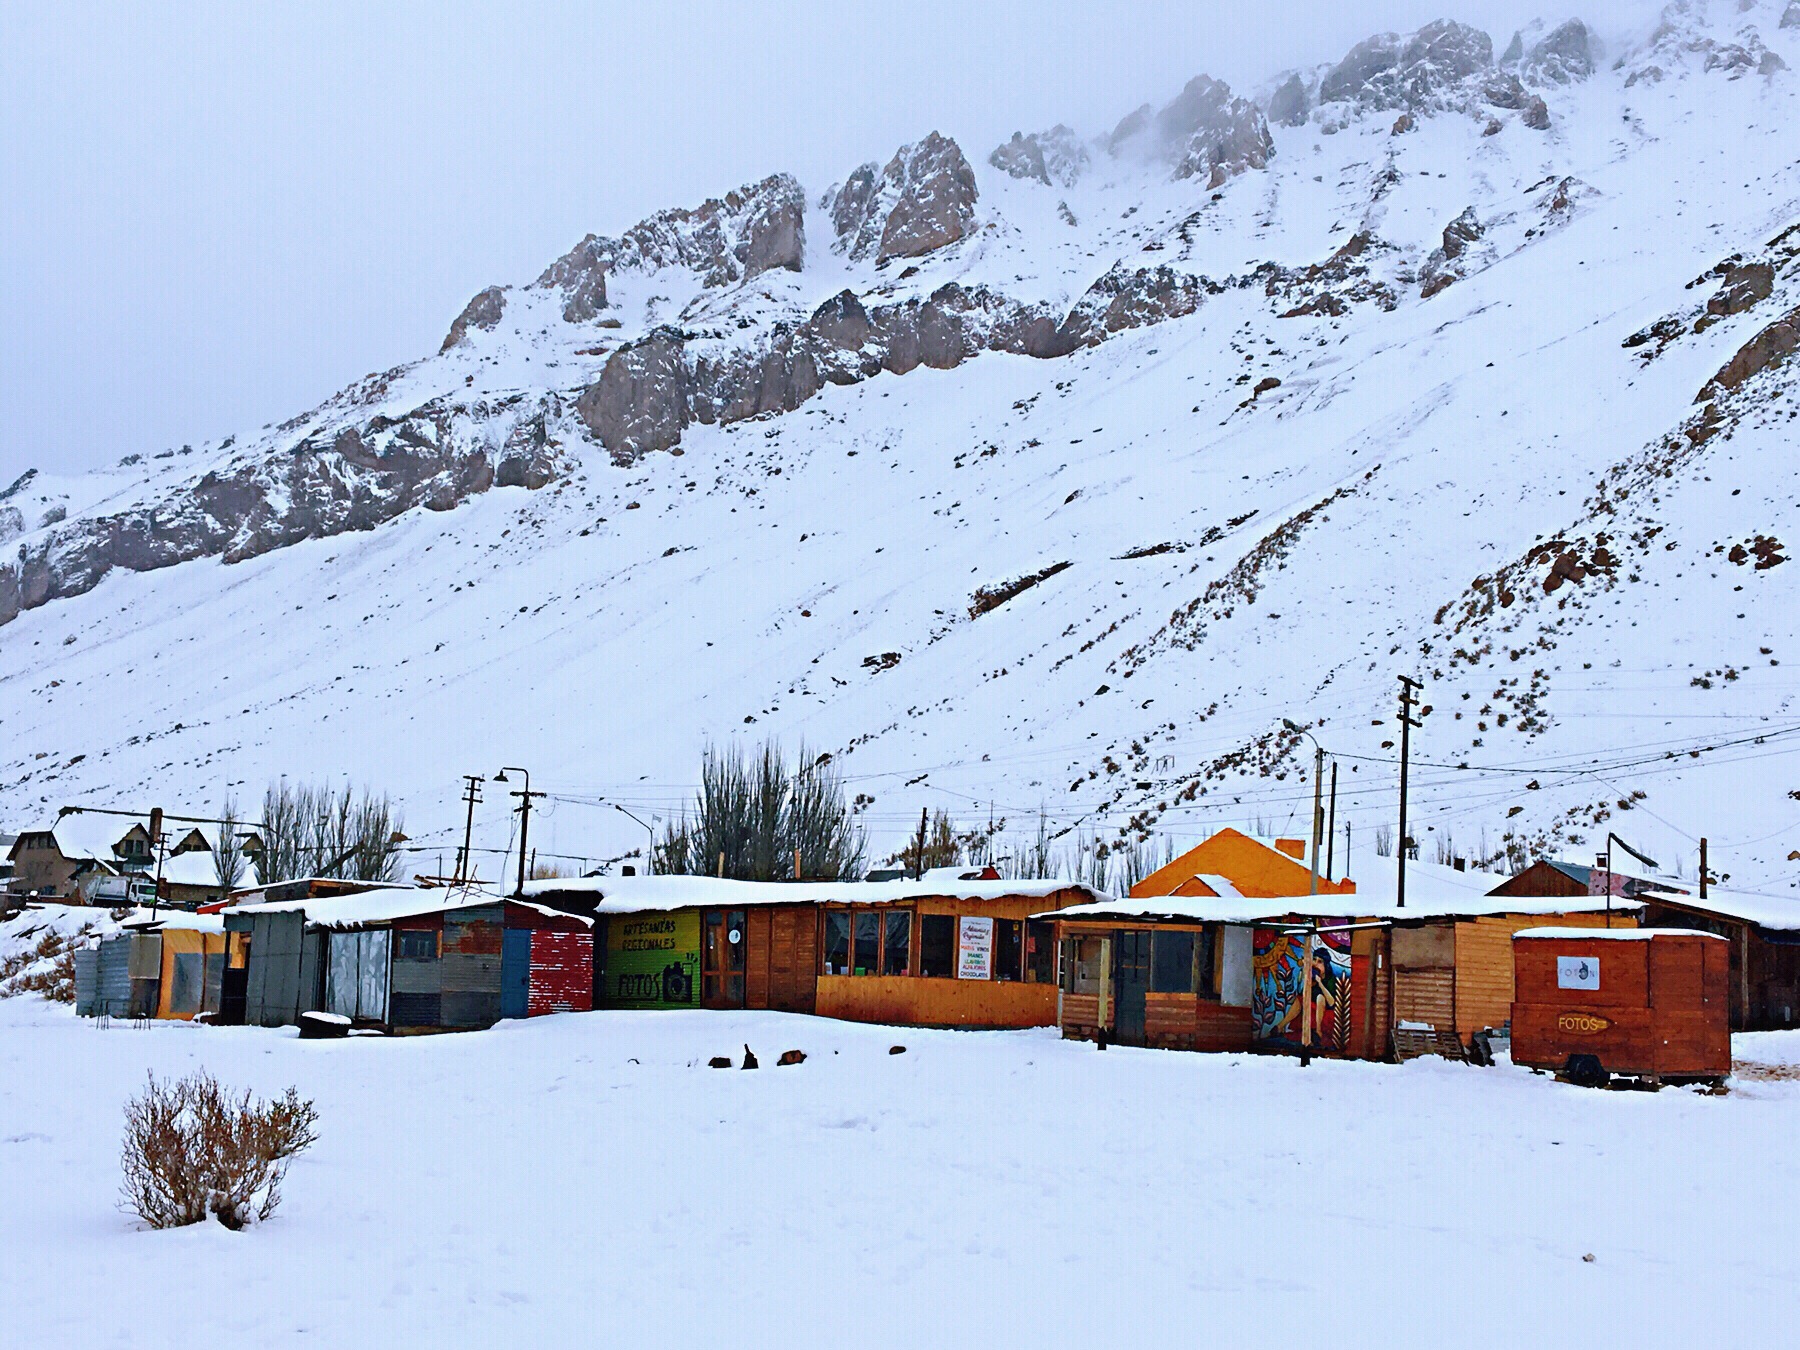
<box><xmin>1557</xmin><ymin>954</ymin><xmax>1600</xmax><ymax>991</ymax></box>
<box><xmin>957</xmin><ymin>916</ymin><xmax>993</xmax><ymax>980</ymax></box>
<box><xmin>606</xmin><ymin>912</ymin><xmax>700</xmax><ymax>1008</ymax></box>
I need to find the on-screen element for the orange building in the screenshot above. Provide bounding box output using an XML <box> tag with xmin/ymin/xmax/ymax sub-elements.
<box><xmin>1130</xmin><ymin>827</ymin><xmax>1355</xmax><ymax>901</ymax></box>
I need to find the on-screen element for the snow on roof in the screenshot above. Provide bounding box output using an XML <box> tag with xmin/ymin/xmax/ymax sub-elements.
<box><xmin>121</xmin><ymin>908</ymin><xmax>226</xmax><ymax>934</ymax></box>
<box><xmin>1047</xmin><ymin>857</ymin><xmax>1635</xmax><ymax>925</ymax></box>
<box><xmin>156</xmin><ymin>851</ymin><xmax>228</xmax><ymax>889</ymax></box>
<box><xmin>1638</xmin><ymin>888</ymin><xmax>1800</xmax><ymax>932</ymax></box>
<box><xmin>1513</xmin><ymin>926</ymin><xmax>1726</xmax><ymax>942</ymax></box>
<box><xmin>24</xmin><ymin>813</ymin><xmax>143</xmax><ymax>863</ymax></box>
<box><xmin>521</xmin><ymin>872</ymin><xmax>1104</xmax><ymax>915</ymax></box>
<box><xmin>228</xmin><ymin>884</ymin><xmax>588</xmax><ymax>929</ymax></box>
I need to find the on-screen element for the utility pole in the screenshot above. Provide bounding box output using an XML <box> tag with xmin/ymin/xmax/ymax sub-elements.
<box><xmin>1396</xmin><ymin>676</ymin><xmax>1423</xmax><ymax>911</ymax></box>
<box><xmin>148</xmin><ymin>807</ymin><xmax>165</xmax><ymax>920</ymax></box>
<box><xmin>1309</xmin><ymin>744</ymin><xmax>1324</xmax><ymax>896</ymax></box>
<box><xmin>1700</xmin><ymin>837</ymin><xmax>1710</xmax><ymax>901</ymax></box>
<box><xmin>1325</xmin><ymin>761</ymin><xmax>1338</xmax><ymax>883</ymax></box>
<box><xmin>454</xmin><ymin>775</ymin><xmax>484</xmax><ymax>885</ymax></box>
<box><xmin>493</xmin><ymin>767</ymin><xmax>544</xmax><ymax>898</ymax></box>
<box><xmin>913</xmin><ymin>807</ymin><xmax>929</xmax><ymax>881</ymax></box>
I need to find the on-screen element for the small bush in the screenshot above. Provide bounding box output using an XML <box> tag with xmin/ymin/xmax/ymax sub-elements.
<box><xmin>120</xmin><ymin>1071</ymin><xmax>319</xmax><ymax>1230</ymax></box>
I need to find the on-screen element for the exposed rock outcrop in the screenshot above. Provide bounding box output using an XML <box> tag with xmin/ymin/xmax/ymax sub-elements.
<box><xmin>540</xmin><ymin>174</ymin><xmax>805</xmax><ymax>307</ymax></box>
<box><xmin>1267</xmin><ymin>73</ymin><xmax>1310</xmax><ymax>127</ymax></box>
<box><xmin>1699</xmin><ymin>304</ymin><xmax>1800</xmax><ymax>398</ymax></box>
<box><xmin>826</xmin><ymin>133</ymin><xmax>978</xmax><ymax>263</ymax></box>
<box><xmin>1420</xmin><ymin>207</ymin><xmax>1485</xmax><ymax>298</ymax></box>
<box><xmin>1320</xmin><ymin>20</ymin><xmax>1496</xmax><ymax>112</ymax></box>
<box><xmin>1784</xmin><ymin>2</ymin><xmax>1800</xmax><ymax>31</ymax></box>
<box><xmin>0</xmin><ymin>395</ymin><xmax>565</xmax><ymax>626</ymax></box>
<box><xmin>1520</xmin><ymin>20</ymin><xmax>1595</xmax><ymax>84</ymax></box>
<box><xmin>440</xmin><ymin>286</ymin><xmax>508</xmax><ymax>352</ymax></box>
<box><xmin>1106</xmin><ymin>75</ymin><xmax>1274</xmax><ymax>185</ymax></box>
<box><xmin>988</xmin><ymin>126</ymin><xmax>1087</xmax><ymax>188</ymax></box>
<box><xmin>536</xmin><ymin>235</ymin><xmax>610</xmax><ymax>322</ymax></box>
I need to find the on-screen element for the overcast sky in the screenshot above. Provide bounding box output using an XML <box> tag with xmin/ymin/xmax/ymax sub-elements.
<box><xmin>2</xmin><ymin>2</ymin><xmax>1655</xmax><ymax>483</ymax></box>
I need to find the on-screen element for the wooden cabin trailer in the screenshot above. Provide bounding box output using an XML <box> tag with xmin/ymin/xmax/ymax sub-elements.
<box><xmin>523</xmin><ymin>873</ymin><xmax>1103</xmax><ymax>1029</ymax></box>
<box><xmin>1636</xmin><ymin>888</ymin><xmax>1800</xmax><ymax>1030</ymax></box>
<box><xmin>1511</xmin><ymin>928</ymin><xmax>1731</xmax><ymax>1085</ymax></box>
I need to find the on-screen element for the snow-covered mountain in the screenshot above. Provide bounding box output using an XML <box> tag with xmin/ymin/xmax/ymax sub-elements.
<box><xmin>6</xmin><ymin>2</ymin><xmax>1800</xmax><ymax>893</ymax></box>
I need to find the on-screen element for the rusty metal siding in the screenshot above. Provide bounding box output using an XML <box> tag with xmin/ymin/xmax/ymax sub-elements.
<box><xmin>528</xmin><ymin>931</ymin><xmax>593</xmax><ymax>1015</ymax></box>
<box><xmin>440</xmin><ymin>907</ymin><xmax>503</xmax><ymax>1028</ymax></box>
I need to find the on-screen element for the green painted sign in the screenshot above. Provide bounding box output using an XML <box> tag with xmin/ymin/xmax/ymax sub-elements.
<box><xmin>604</xmin><ymin>912</ymin><xmax>700</xmax><ymax>1008</ymax></box>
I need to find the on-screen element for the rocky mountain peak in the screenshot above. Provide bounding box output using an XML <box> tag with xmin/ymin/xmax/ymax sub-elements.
<box><xmin>535</xmin><ymin>234</ymin><xmax>611</xmax><ymax>323</ymax></box>
<box><xmin>1266</xmin><ymin>73</ymin><xmax>1310</xmax><ymax>127</ymax></box>
<box><xmin>1519</xmin><ymin>19</ymin><xmax>1596</xmax><ymax>84</ymax></box>
<box><xmin>987</xmin><ymin>125</ymin><xmax>1088</xmax><ymax>188</ymax></box>
<box><xmin>825</xmin><ymin>132</ymin><xmax>979</xmax><ymax>263</ymax></box>
<box><xmin>440</xmin><ymin>285</ymin><xmax>508</xmax><ymax>352</ymax></box>
<box><xmin>1107</xmin><ymin>74</ymin><xmax>1274</xmax><ymax>186</ymax></box>
<box><xmin>1321</xmin><ymin>20</ymin><xmax>1492</xmax><ymax>110</ymax></box>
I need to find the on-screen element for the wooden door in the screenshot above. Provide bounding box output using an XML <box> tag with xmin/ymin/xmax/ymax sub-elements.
<box><xmin>702</xmin><ymin>909</ymin><xmax>747</xmax><ymax>1008</ymax></box>
<box><xmin>1115</xmin><ymin>930</ymin><xmax>1150</xmax><ymax>1045</ymax></box>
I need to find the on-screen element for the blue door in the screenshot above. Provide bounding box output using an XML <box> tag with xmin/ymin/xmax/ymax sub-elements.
<box><xmin>501</xmin><ymin>928</ymin><xmax>531</xmax><ymax>1019</ymax></box>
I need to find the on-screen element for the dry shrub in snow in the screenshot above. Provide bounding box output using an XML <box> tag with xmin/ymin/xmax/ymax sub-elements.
<box><xmin>0</xmin><ymin>931</ymin><xmax>77</xmax><ymax>1002</ymax></box>
<box><xmin>120</xmin><ymin>1071</ymin><xmax>319</xmax><ymax>1230</ymax></box>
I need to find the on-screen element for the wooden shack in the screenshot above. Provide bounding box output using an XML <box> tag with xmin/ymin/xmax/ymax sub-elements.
<box><xmin>1045</xmin><ymin>850</ymin><xmax>1640</xmax><ymax>1059</ymax></box>
<box><xmin>523</xmin><ymin>873</ymin><xmax>1104</xmax><ymax>1029</ymax></box>
<box><xmin>1636</xmin><ymin>887</ymin><xmax>1800</xmax><ymax>1030</ymax></box>
<box><xmin>224</xmin><ymin>887</ymin><xmax>591</xmax><ymax>1032</ymax></box>
<box><xmin>1511</xmin><ymin>927</ymin><xmax>1731</xmax><ymax>1084</ymax></box>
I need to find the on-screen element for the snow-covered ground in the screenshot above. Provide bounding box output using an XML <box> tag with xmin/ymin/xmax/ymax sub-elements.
<box><xmin>4</xmin><ymin>997</ymin><xmax>1798</xmax><ymax>1347</ymax></box>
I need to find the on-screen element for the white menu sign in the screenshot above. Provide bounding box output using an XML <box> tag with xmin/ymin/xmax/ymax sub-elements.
<box><xmin>1557</xmin><ymin>955</ymin><xmax>1600</xmax><ymax>990</ymax></box>
<box><xmin>957</xmin><ymin>916</ymin><xmax>994</xmax><ymax>980</ymax></box>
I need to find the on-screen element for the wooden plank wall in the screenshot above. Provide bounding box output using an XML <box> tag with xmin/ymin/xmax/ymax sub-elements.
<box><xmin>1453</xmin><ymin>912</ymin><xmax>1620</xmax><ymax>1041</ymax></box>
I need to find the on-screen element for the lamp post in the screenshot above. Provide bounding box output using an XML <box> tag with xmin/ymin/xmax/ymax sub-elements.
<box><xmin>607</xmin><ymin>802</ymin><xmax>657</xmax><ymax>874</ymax></box>
<box><xmin>1282</xmin><ymin>720</ymin><xmax>1327</xmax><ymax>896</ymax></box>
<box><xmin>1601</xmin><ymin>833</ymin><xmax>1659</xmax><ymax>930</ymax></box>
<box><xmin>493</xmin><ymin>768</ymin><xmax>545</xmax><ymax>898</ymax></box>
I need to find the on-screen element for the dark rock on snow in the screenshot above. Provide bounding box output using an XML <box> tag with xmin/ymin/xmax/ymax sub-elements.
<box><xmin>1107</xmin><ymin>75</ymin><xmax>1274</xmax><ymax>186</ymax></box>
<box><xmin>1267</xmin><ymin>73</ymin><xmax>1310</xmax><ymax>127</ymax></box>
<box><xmin>535</xmin><ymin>235</ymin><xmax>610</xmax><ymax>323</ymax></box>
<box><xmin>1520</xmin><ymin>20</ymin><xmax>1595</xmax><ymax>85</ymax></box>
<box><xmin>440</xmin><ymin>285</ymin><xmax>507</xmax><ymax>352</ymax></box>
<box><xmin>987</xmin><ymin>125</ymin><xmax>1087</xmax><ymax>188</ymax></box>
<box><xmin>1699</xmin><ymin>305</ymin><xmax>1800</xmax><ymax>399</ymax></box>
<box><xmin>826</xmin><ymin>132</ymin><xmax>979</xmax><ymax>263</ymax></box>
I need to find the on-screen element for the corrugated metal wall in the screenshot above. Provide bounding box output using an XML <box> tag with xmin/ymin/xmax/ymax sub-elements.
<box><xmin>528</xmin><ymin>931</ymin><xmax>593</xmax><ymax>1015</ymax></box>
<box><xmin>325</xmin><ymin>930</ymin><xmax>391</xmax><ymax>1024</ymax></box>
<box><xmin>389</xmin><ymin>918</ymin><xmax>442</xmax><ymax>1028</ymax></box>
<box><xmin>440</xmin><ymin>906</ymin><xmax>503</xmax><ymax>1028</ymax></box>
<box><xmin>244</xmin><ymin>911</ymin><xmax>307</xmax><ymax>1027</ymax></box>
<box><xmin>96</xmin><ymin>936</ymin><xmax>133</xmax><ymax>1017</ymax></box>
<box><xmin>73</xmin><ymin>947</ymin><xmax>99</xmax><ymax>1016</ymax></box>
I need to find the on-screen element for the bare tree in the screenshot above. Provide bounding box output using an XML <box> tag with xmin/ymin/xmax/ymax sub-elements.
<box><xmin>213</xmin><ymin>798</ymin><xmax>245</xmax><ymax>893</ymax></box>
<box><xmin>659</xmin><ymin>741</ymin><xmax>865</xmax><ymax>881</ymax></box>
<box><xmin>257</xmin><ymin>782</ymin><xmax>405</xmax><ymax>883</ymax></box>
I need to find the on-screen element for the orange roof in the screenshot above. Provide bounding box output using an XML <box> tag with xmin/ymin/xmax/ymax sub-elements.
<box><xmin>1131</xmin><ymin>828</ymin><xmax>1357</xmax><ymax>900</ymax></box>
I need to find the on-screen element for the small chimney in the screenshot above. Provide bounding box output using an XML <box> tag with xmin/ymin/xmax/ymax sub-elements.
<box><xmin>1453</xmin><ymin>858</ymin><xmax>1465</xmax><ymax>872</ymax></box>
<box><xmin>621</xmin><ymin>865</ymin><xmax>636</xmax><ymax>877</ymax></box>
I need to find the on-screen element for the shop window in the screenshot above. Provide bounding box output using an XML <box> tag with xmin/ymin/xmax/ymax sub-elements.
<box><xmin>396</xmin><ymin>929</ymin><xmax>438</xmax><ymax>961</ymax></box>
<box><xmin>823</xmin><ymin>910</ymin><xmax>851</xmax><ymax>975</ymax></box>
<box><xmin>853</xmin><ymin>912</ymin><xmax>880</xmax><ymax>976</ymax></box>
<box><xmin>1026</xmin><ymin>920</ymin><xmax>1056</xmax><ymax>983</ymax></box>
<box><xmin>919</xmin><ymin>914</ymin><xmax>956</xmax><ymax>977</ymax></box>
<box><xmin>1063</xmin><ymin>936</ymin><xmax>1106</xmax><ymax>994</ymax></box>
<box><xmin>995</xmin><ymin>919</ymin><xmax>1023</xmax><ymax>981</ymax></box>
<box><xmin>1151</xmin><ymin>932</ymin><xmax>1194</xmax><ymax>994</ymax></box>
<box><xmin>883</xmin><ymin>911</ymin><xmax>912</xmax><ymax>976</ymax></box>
<box><xmin>1193</xmin><ymin>927</ymin><xmax>1218</xmax><ymax>996</ymax></box>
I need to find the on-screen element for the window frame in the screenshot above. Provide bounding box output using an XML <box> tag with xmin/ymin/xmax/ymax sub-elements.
<box><xmin>918</xmin><ymin>913</ymin><xmax>957</xmax><ymax>978</ymax></box>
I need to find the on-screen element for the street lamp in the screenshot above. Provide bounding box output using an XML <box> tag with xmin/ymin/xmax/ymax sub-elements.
<box><xmin>604</xmin><ymin>803</ymin><xmax>658</xmax><ymax>874</ymax></box>
<box><xmin>1282</xmin><ymin>720</ymin><xmax>1328</xmax><ymax>896</ymax></box>
<box><xmin>1600</xmin><ymin>833</ymin><xmax>1659</xmax><ymax>930</ymax></box>
<box><xmin>493</xmin><ymin>767</ymin><xmax>545</xmax><ymax>898</ymax></box>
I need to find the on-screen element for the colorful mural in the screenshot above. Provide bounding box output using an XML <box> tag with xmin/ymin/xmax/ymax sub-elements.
<box><xmin>604</xmin><ymin>912</ymin><xmax>700</xmax><ymax>1009</ymax></box>
<box><xmin>1252</xmin><ymin>924</ymin><xmax>1353</xmax><ymax>1052</ymax></box>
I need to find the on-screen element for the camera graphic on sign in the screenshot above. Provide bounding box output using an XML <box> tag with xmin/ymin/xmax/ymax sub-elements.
<box><xmin>662</xmin><ymin>962</ymin><xmax>693</xmax><ymax>1004</ymax></box>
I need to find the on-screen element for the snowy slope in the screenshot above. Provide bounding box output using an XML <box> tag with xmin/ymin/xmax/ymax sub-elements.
<box><xmin>4</xmin><ymin>2</ymin><xmax>1800</xmax><ymax>895</ymax></box>
<box><xmin>6</xmin><ymin>1000</ymin><xmax>1800</xmax><ymax>1347</ymax></box>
